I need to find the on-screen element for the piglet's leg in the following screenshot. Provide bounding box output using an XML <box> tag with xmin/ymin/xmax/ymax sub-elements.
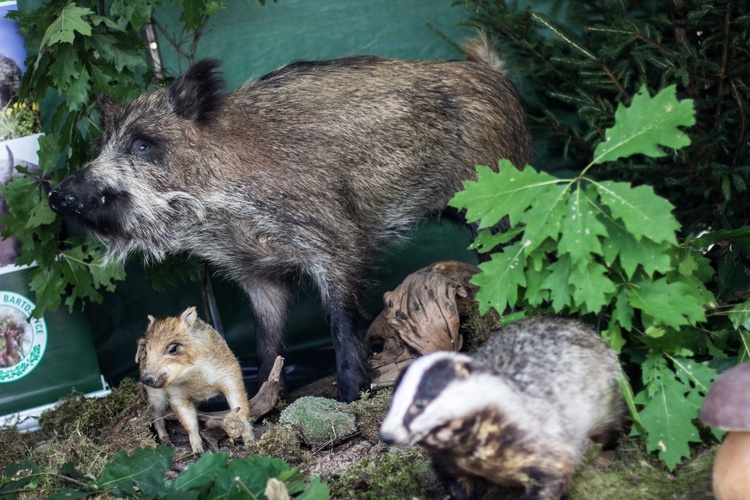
<box><xmin>170</xmin><ymin>396</ymin><xmax>204</xmax><ymax>454</ymax></box>
<box><xmin>146</xmin><ymin>387</ymin><xmax>171</xmax><ymax>445</ymax></box>
<box><xmin>224</xmin><ymin>384</ymin><xmax>255</xmax><ymax>444</ymax></box>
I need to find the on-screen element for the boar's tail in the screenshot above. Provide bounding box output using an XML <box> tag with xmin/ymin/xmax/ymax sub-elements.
<box><xmin>462</xmin><ymin>32</ymin><xmax>506</xmax><ymax>74</ymax></box>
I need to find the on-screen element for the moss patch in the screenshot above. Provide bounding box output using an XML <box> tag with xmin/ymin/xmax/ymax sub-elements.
<box><xmin>328</xmin><ymin>446</ymin><xmax>443</xmax><ymax>499</ymax></box>
<box><xmin>569</xmin><ymin>440</ymin><xmax>715</xmax><ymax>499</ymax></box>
<box><xmin>0</xmin><ymin>377</ymin><xmax>719</xmax><ymax>499</ymax></box>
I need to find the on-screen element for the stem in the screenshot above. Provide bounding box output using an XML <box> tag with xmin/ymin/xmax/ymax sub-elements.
<box><xmin>235</xmin><ymin>477</ymin><xmax>258</xmax><ymax>500</ymax></box>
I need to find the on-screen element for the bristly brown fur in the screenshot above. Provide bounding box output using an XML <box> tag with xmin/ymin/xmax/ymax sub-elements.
<box><xmin>48</xmin><ymin>41</ymin><xmax>534</xmax><ymax>403</ymax></box>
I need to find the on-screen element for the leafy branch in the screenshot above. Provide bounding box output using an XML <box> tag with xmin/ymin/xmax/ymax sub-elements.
<box><xmin>450</xmin><ymin>85</ymin><xmax>718</xmax><ymax>470</ymax></box>
<box><xmin>2</xmin><ymin>1</ymin><xmax>267</xmax><ymax>317</ymax></box>
<box><xmin>0</xmin><ymin>447</ymin><xmax>328</xmax><ymax>499</ymax></box>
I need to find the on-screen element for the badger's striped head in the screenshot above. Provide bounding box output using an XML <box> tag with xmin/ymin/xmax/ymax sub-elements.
<box><xmin>380</xmin><ymin>351</ymin><xmax>514</xmax><ymax>447</ymax></box>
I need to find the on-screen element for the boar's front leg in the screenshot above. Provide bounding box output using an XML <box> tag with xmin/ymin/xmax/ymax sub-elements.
<box><xmin>244</xmin><ymin>280</ymin><xmax>292</xmax><ymax>391</ymax></box>
<box><xmin>317</xmin><ymin>272</ymin><xmax>370</xmax><ymax>403</ymax></box>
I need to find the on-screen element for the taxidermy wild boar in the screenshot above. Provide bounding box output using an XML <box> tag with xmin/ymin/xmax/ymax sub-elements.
<box><xmin>49</xmin><ymin>37</ymin><xmax>534</xmax><ymax>402</ymax></box>
<box><xmin>136</xmin><ymin>307</ymin><xmax>254</xmax><ymax>454</ymax></box>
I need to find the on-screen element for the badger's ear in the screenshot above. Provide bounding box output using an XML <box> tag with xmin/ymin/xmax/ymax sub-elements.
<box><xmin>169</xmin><ymin>59</ymin><xmax>226</xmax><ymax>123</ymax></box>
<box><xmin>180</xmin><ymin>306</ymin><xmax>199</xmax><ymax>327</ymax></box>
<box><xmin>453</xmin><ymin>356</ymin><xmax>475</xmax><ymax>379</ymax></box>
<box><xmin>96</xmin><ymin>93</ymin><xmax>119</xmax><ymax>133</ymax></box>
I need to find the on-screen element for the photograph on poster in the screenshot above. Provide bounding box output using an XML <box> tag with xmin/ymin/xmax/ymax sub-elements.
<box><xmin>0</xmin><ymin>1</ymin><xmax>42</xmax><ymax>267</ymax></box>
<box><xmin>0</xmin><ymin>1</ymin><xmax>24</xmax><ymax>108</ymax></box>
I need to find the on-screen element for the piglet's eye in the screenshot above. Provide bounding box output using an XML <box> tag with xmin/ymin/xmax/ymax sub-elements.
<box><xmin>167</xmin><ymin>343</ymin><xmax>180</xmax><ymax>355</ymax></box>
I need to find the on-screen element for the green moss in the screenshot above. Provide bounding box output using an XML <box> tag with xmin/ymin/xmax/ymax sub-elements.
<box><xmin>329</xmin><ymin>447</ymin><xmax>443</xmax><ymax>499</ymax></box>
<box><xmin>279</xmin><ymin>396</ymin><xmax>357</xmax><ymax>447</ymax></box>
<box><xmin>349</xmin><ymin>389</ymin><xmax>393</xmax><ymax>443</ymax></box>
<box><xmin>569</xmin><ymin>440</ymin><xmax>715</xmax><ymax>499</ymax></box>
<box><xmin>243</xmin><ymin>423</ymin><xmax>312</xmax><ymax>465</ymax></box>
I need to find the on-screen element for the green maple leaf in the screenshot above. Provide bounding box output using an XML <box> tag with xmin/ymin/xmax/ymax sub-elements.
<box><xmin>172</xmin><ymin>452</ymin><xmax>228</xmax><ymax>493</ymax></box>
<box><xmin>524</xmin><ymin>265</ymin><xmax>551</xmax><ymax>308</ymax></box>
<box><xmin>568</xmin><ymin>260</ymin><xmax>616</xmax><ymax>314</ymax></box>
<box><xmin>635</xmin><ymin>354</ymin><xmax>702</xmax><ymax>470</ymax></box>
<box><xmin>593</xmin><ymin>85</ymin><xmax>695</xmax><ymax>164</ymax></box>
<box><xmin>540</xmin><ymin>254</ymin><xmax>575</xmax><ymax>312</ymax></box>
<box><xmin>601</xmin><ymin>218</ymin><xmax>673</xmax><ymax>279</ymax></box>
<box><xmin>26</xmin><ymin>200</ymin><xmax>57</xmax><ymax>229</ymax></box>
<box><xmin>64</xmin><ymin>65</ymin><xmax>91</xmax><ymax>111</ymax></box>
<box><xmin>611</xmin><ymin>289</ymin><xmax>634</xmax><ymax>331</ymax></box>
<box><xmin>558</xmin><ymin>187</ymin><xmax>608</xmax><ymax>269</ymax></box>
<box><xmin>470</xmin><ymin>226</ymin><xmax>524</xmax><ymax>254</ymax></box>
<box><xmin>471</xmin><ymin>241</ymin><xmax>528</xmax><ymax>314</ymax></box>
<box><xmin>671</xmin><ymin>356</ymin><xmax>718</xmax><ymax>398</ymax></box>
<box><xmin>602</xmin><ymin>323</ymin><xmax>626</xmax><ymax>353</ymax></box>
<box><xmin>98</xmin><ymin>446</ymin><xmax>175</xmax><ymax>497</ymax></box>
<box><xmin>49</xmin><ymin>43</ymin><xmax>79</xmax><ymax>89</ymax></box>
<box><xmin>595</xmin><ymin>181</ymin><xmax>679</xmax><ymax>244</ymax></box>
<box><xmin>627</xmin><ymin>278</ymin><xmax>707</xmax><ymax>329</ymax></box>
<box><xmin>729</xmin><ymin>299</ymin><xmax>750</xmax><ymax>330</ymax></box>
<box><xmin>449</xmin><ymin>161</ymin><xmax>558</xmax><ymax>229</ymax></box>
<box><xmin>41</xmin><ymin>4</ymin><xmax>93</xmax><ymax>46</ymax></box>
<box><xmin>519</xmin><ymin>181</ymin><xmax>569</xmax><ymax>253</ymax></box>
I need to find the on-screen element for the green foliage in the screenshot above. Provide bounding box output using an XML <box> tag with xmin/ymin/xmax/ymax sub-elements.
<box><xmin>456</xmin><ymin>0</ymin><xmax>750</xmax><ymax>470</ymax></box>
<box><xmin>2</xmin><ymin>1</ymin><xmax>264</xmax><ymax>317</ymax></box>
<box><xmin>450</xmin><ymin>85</ymin><xmax>722</xmax><ymax>470</ymax></box>
<box><xmin>0</xmin><ymin>447</ymin><xmax>328</xmax><ymax>499</ymax></box>
<box><xmin>461</xmin><ymin>0</ymin><xmax>750</xmax><ymax>232</ymax></box>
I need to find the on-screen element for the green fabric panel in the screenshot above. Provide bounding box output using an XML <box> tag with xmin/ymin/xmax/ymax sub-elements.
<box><xmin>154</xmin><ymin>0</ymin><xmax>473</xmax><ymax>88</ymax></box>
<box><xmin>0</xmin><ymin>267</ymin><xmax>104</xmax><ymax>415</ymax></box>
<box><xmin>16</xmin><ymin>0</ymin><xmax>479</xmax><ymax>384</ymax></box>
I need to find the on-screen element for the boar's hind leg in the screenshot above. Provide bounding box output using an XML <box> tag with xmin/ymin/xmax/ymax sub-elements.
<box><xmin>317</xmin><ymin>275</ymin><xmax>370</xmax><ymax>403</ymax></box>
<box><xmin>244</xmin><ymin>280</ymin><xmax>292</xmax><ymax>390</ymax></box>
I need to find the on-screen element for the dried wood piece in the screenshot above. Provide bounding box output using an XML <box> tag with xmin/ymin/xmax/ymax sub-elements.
<box><xmin>366</xmin><ymin>261</ymin><xmax>480</xmax><ymax>384</ymax></box>
<box><xmin>248</xmin><ymin>354</ymin><xmax>285</xmax><ymax>421</ymax></box>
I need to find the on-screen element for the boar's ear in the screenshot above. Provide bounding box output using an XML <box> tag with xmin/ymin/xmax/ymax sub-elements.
<box><xmin>180</xmin><ymin>306</ymin><xmax>199</xmax><ymax>327</ymax></box>
<box><xmin>96</xmin><ymin>94</ymin><xmax>119</xmax><ymax>132</ymax></box>
<box><xmin>169</xmin><ymin>59</ymin><xmax>226</xmax><ymax>123</ymax></box>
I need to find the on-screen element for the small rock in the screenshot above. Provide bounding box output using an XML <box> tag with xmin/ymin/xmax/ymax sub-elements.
<box><xmin>279</xmin><ymin>396</ymin><xmax>357</xmax><ymax>447</ymax></box>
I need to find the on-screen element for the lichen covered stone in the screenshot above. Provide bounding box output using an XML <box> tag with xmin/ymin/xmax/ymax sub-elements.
<box><xmin>279</xmin><ymin>396</ymin><xmax>356</xmax><ymax>447</ymax></box>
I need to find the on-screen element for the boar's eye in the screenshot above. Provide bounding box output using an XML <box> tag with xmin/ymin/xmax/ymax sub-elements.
<box><xmin>166</xmin><ymin>343</ymin><xmax>181</xmax><ymax>355</ymax></box>
<box><xmin>132</xmin><ymin>138</ymin><xmax>153</xmax><ymax>155</ymax></box>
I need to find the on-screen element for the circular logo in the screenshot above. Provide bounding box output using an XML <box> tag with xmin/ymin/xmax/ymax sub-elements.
<box><xmin>0</xmin><ymin>292</ymin><xmax>47</xmax><ymax>383</ymax></box>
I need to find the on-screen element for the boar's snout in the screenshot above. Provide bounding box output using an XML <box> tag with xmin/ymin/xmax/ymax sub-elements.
<box><xmin>140</xmin><ymin>373</ymin><xmax>165</xmax><ymax>389</ymax></box>
<box><xmin>49</xmin><ymin>172</ymin><xmax>101</xmax><ymax>216</ymax></box>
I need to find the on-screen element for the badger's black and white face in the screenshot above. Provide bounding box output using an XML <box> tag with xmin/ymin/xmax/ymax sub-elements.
<box><xmin>380</xmin><ymin>352</ymin><xmax>516</xmax><ymax>447</ymax></box>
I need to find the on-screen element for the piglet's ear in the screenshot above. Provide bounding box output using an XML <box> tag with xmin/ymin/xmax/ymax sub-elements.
<box><xmin>180</xmin><ymin>306</ymin><xmax>199</xmax><ymax>327</ymax></box>
<box><xmin>169</xmin><ymin>59</ymin><xmax>226</xmax><ymax>123</ymax></box>
<box><xmin>135</xmin><ymin>339</ymin><xmax>145</xmax><ymax>363</ymax></box>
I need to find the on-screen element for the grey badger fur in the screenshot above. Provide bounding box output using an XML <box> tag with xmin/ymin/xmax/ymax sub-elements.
<box><xmin>47</xmin><ymin>38</ymin><xmax>533</xmax><ymax>403</ymax></box>
<box><xmin>380</xmin><ymin>316</ymin><xmax>626</xmax><ymax>499</ymax></box>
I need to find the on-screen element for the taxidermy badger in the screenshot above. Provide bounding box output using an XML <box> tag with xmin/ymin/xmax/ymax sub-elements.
<box><xmin>379</xmin><ymin>316</ymin><xmax>626</xmax><ymax>499</ymax></box>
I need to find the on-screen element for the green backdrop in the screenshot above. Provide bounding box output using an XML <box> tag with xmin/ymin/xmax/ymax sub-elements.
<box><xmin>19</xmin><ymin>0</ymin><xmax>484</xmax><ymax>386</ymax></box>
